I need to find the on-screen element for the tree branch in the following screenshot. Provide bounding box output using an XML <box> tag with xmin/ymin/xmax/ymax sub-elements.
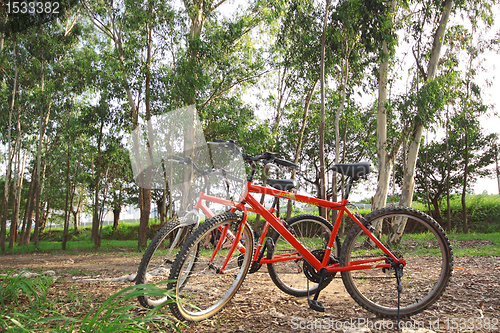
<box><xmin>201</xmin><ymin>69</ymin><xmax>270</xmax><ymax>107</ymax></box>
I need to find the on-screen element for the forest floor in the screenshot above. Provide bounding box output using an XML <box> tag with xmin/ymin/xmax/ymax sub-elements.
<box><xmin>1</xmin><ymin>251</ymin><xmax>499</xmax><ymax>332</ymax></box>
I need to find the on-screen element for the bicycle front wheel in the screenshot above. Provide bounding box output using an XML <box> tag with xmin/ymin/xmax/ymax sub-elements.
<box><xmin>168</xmin><ymin>212</ymin><xmax>253</xmax><ymax>322</ymax></box>
<box><xmin>267</xmin><ymin>214</ymin><xmax>339</xmax><ymax>297</ymax></box>
<box><xmin>340</xmin><ymin>206</ymin><xmax>453</xmax><ymax>318</ymax></box>
<box><xmin>136</xmin><ymin>217</ymin><xmax>197</xmax><ymax>308</ymax></box>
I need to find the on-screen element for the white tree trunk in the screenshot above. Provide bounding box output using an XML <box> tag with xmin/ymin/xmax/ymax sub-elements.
<box><xmin>318</xmin><ymin>0</ymin><xmax>331</xmax><ymax>218</ymax></box>
<box><xmin>372</xmin><ymin>0</ymin><xmax>398</xmax><ymax>211</ymax></box>
<box><xmin>373</xmin><ymin>37</ymin><xmax>395</xmax><ymax>211</ymax></box>
<box><xmin>1</xmin><ymin>44</ymin><xmax>17</xmax><ymax>251</ymax></box>
<box><xmin>286</xmin><ymin>80</ymin><xmax>318</xmax><ymax>219</ymax></box>
<box><xmin>399</xmin><ymin>0</ymin><xmax>452</xmax><ymax>209</ymax></box>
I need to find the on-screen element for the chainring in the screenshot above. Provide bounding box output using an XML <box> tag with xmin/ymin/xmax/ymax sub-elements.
<box><xmin>303</xmin><ymin>249</ymin><xmax>339</xmax><ymax>283</ymax></box>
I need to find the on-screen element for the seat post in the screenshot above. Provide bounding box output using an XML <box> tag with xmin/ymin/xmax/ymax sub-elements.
<box><xmin>343</xmin><ymin>177</ymin><xmax>354</xmax><ymax>200</ymax></box>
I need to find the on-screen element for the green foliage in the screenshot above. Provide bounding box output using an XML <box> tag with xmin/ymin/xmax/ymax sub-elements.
<box><xmin>0</xmin><ymin>270</ymin><xmax>51</xmax><ymax>309</ymax></box>
<box><xmin>448</xmin><ymin>232</ymin><xmax>500</xmax><ymax>256</ymax></box>
<box><xmin>1</xmin><ymin>0</ymin><xmax>499</xmax><ymax>252</ymax></box>
<box><xmin>408</xmin><ymin>116</ymin><xmax>497</xmax><ymax>222</ymax></box>
<box><xmin>0</xmin><ymin>271</ymin><xmax>179</xmax><ymax>332</ymax></box>
<box><xmin>0</xmin><ymin>270</ymin><xmax>52</xmax><ymax>331</ymax></box>
<box><xmin>40</xmin><ymin>284</ymin><xmax>180</xmax><ymax>332</ymax></box>
<box><xmin>445</xmin><ymin>194</ymin><xmax>500</xmax><ymax>233</ymax></box>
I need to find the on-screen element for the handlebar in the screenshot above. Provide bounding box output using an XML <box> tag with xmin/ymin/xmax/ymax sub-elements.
<box><xmin>241</xmin><ymin>151</ymin><xmax>297</xmax><ymax>170</ymax></box>
<box><xmin>166</xmin><ymin>154</ymin><xmax>245</xmax><ymax>183</ymax></box>
<box><xmin>211</xmin><ymin>139</ymin><xmax>298</xmax><ymax>183</ymax></box>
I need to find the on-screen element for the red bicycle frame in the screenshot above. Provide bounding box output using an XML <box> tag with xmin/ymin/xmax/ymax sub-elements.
<box><xmin>210</xmin><ymin>180</ymin><xmax>406</xmax><ymax>274</ymax></box>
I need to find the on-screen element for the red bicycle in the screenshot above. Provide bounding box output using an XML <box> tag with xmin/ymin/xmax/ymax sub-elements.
<box><xmin>166</xmin><ymin>141</ymin><xmax>453</xmax><ymax>323</ymax></box>
<box><xmin>135</xmin><ymin>143</ymin><xmax>304</xmax><ymax>308</ymax></box>
<box><xmin>135</xmin><ymin>151</ymin><xmax>253</xmax><ymax>308</ymax></box>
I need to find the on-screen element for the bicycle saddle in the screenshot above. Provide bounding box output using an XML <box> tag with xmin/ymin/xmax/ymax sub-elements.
<box><xmin>331</xmin><ymin>162</ymin><xmax>374</xmax><ymax>180</ymax></box>
<box><xmin>266</xmin><ymin>179</ymin><xmax>297</xmax><ymax>191</ymax></box>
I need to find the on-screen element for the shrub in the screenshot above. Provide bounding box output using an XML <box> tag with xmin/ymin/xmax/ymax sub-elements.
<box><xmin>442</xmin><ymin>194</ymin><xmax>500</xmax><ymax>233</ymax></box>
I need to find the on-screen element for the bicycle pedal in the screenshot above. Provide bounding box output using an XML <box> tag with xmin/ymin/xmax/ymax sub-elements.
<box><xmin>308</xmin><ymin>299</ymin><xmax>325</xmax><ymax>312</ymax></box>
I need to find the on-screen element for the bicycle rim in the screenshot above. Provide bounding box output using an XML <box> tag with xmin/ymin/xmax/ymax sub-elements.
<box><xmin>340</xmin><ymin>207</ymin><xmax>453</xmax><ymax>317</ymax></box>
<box><xmin>168</xmin><ymin>213</ymin><xmax>253</xmax><ymax>321</ymax></box>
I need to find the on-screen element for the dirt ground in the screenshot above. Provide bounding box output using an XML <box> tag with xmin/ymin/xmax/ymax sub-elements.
<box><xmin>1</xmin><ymin>252</ymin><xmax>499</xmax><ymax>333</ymax></box>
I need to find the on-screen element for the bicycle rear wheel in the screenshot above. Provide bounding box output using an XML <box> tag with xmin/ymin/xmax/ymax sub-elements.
<box><xmin>168</xmin><ymin>212</ymin><xmax>253</xmax><ymax>322</ymax></box>
<box><xmin>340</xmin><ymin>206</ymin><xmax>453</xmax><ymax>318</ymax></box>
<box><xmin>136</xmin><ymin>217</ymin><xmax>197</xmax><ymax>308</ymax></box>
<box><xmin>267</xmin><ymin>214</ymin><xmax>339</xmax><ymax>297</ymax></box>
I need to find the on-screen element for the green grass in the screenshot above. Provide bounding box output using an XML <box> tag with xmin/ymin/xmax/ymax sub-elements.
<box><xmin>0</xmin><ymin>271</ymin><xmax>180</xmax><ymax>332</ymax></box>
<box><xmin>5</xmin><ymin>240</ymin><xmax>139</xmax><ymax>255</ymax></box>
<box><xmin>447</xmin><ymin>232</ymin><xmax>500</xmax><ymax>256</ymax></box>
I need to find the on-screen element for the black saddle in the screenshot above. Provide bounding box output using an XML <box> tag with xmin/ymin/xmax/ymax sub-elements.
<box><xmin>331</xmin><ymin>162</ymin><xmax>374</xmax><ymax>180</ymax></box>
<box><xmin>266</xmin><ymin>179</ymin><xmax>297</xmax><ymax>191</ymax></box>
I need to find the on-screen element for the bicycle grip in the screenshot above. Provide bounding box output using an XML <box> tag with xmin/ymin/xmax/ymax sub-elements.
<box><xmin>274</xmin><ymin>158</ymin><xmax>297</xmax><ymax>169</ymax></box>
<box><xmin>166</xmin><ymin>155</ymin><xmax>185</xmax><ymax>163</ymax></box>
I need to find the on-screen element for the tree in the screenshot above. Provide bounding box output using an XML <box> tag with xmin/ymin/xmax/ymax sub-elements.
<box><xmin>407</xmin><ymin>123</ymin><xmax>496</xmax><ymax>226</ymax></box>
<box><xmin>318</xmin><ymin>0</ymin><xmax>332</xmax><ymax>219</ymax></box>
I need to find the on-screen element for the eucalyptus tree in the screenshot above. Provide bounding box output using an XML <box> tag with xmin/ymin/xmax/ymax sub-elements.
<box><xmin>373</xmin><ymin>0</ymin><xmax>496</xmax><ymax>214</ymax></box>
<box><xmin>326</xmin><ymin>0</ymin><xmax>382</xmax><ymax>204</ymax></box>
<box><xmin>372</xmin><ymin>0</ymin><xmax>397</xmax><ymax>211</ymax></box>
<box><xmin>0</xmin><ymin>11</ymin><xmax>82</xmax><ymax>250</ymax></box>
<box><xmin>441</xmin><ymin>24</ymin><xmax>498</xmax><ymax>232</ymax></box>
<box><xmin>266</xmin><ymin>0</ymin><xmax>379</xmax><ymax>220</ymax></box>
<box><xmin>82</xmin><ymin>0</ymin><xmax>175</xmax><ymax>248</ymax></box>
<box><xmin>0</xmin><ymin>41</ymin><xmax>18</xmax><ymax>251</ymax></box>
<box><xmin>242</xmin><ymin>0</ymin><xmax>320</xmax><ymax>223</ymax></box>
<box><xmin>410</xmin><ymin>122</ymin><xmax>497</xmax><ymax>227</ymax></box>
<box><xmin>84</xmin><ymin>0</ymin><xmax>269</xmax><ymax>248</ymax></box>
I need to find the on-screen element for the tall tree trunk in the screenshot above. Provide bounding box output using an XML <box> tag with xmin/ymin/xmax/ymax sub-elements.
<box><xmin>113</xmin><ymin>206</ymin><xmax>121</xmax><ymax>230</ymax></box>
<box><xmin>41</xmin><ymin>202</ymin><xmax>49</xmax><ymax>230</ymax></box>
<box><xmin>72</xmin><ymin>189</ymin><xmax>83</xmax><ymax>231</ymax></box>
<box><xmin>399</xmin><ymin>123</ymin><xmax>424</xmax><ymax>208</ymax></box>
<box><xmin>20</xmin><ymin>172</ymin><xmax>34</xmax><ymax>243</ymax></box>
<box><xmin>286</xmin><ymin>80</ymin><xmax>318</xmax><ymax>219</ymax></box>
<box><xmin>384</xmin><ymin>0</ymin><xmax>454</xmax><ymax>243</ymax></box>
<box><xmin>33</xmin><ymin>60</ymin><xmax>52</xmax><ymax>246</ymax></box>
<box><xmin>92</xmin><ymin>118</ymin><xmax>104</xmax><ymax>250</ymax></box>
<box><xmin>318</xmin><ymin>0</ymin><xmax>331</xmax><ymax>219</ymax></box>
<box><xmin>36</xmin><ymin>158</ymin><xmax>48</xmax><ymax>233</ymax></box>
<box><xmin>9</xmin><ymin>111</ymin><xmax>25</xmax><ymax>249</ymax></box>
<box><xmin>399</xmin><ymin>0</ymin><xmax>453</xmax><ymax>210</ymax></box>
<box><xmin>462</xmin><ymin>129</ymin><xmax>469</xmax><ymax>233</ymax></box>
<box><xmin>160</xmin><ymin>189</ymin><xmax>167</xmax><ymax>226</ymax></box>
<box><xmin>138</xmin><ymin>20</ymin><xmax>154</xmax><ymax>250</ymax></box>
<box><xmin>373</xmin><ymin>45</ymin><xmax>397</xmax><ymax>211</ymax></box>
<box><xmin>332</xmin><ymin>49</ymin><xmax>351</xmax><ymax>221</ymax></box>
<box><xmin>372</xmin><ymin>0</ymin><xmax>399</xmax><ymax>211</ymax></box>
<box><xmin>1</xmin><ymin>41</ymin><xmax>17</xmax><ymax>251</ymax></box>
<box><xmin>23</xmin><ymin>173</ymin><xmax>37</xmax><ymax>245</ymax></box>
<box><xmin>62</xmin><ymin>111</ymin><xmax>72</xmax><ymax>250</ymax></box>
<box><xmin>89</xmin><ymin>1</ymin><xmax>152</xmax><ymax>250</ymax></box>
<box><xmin>446</xmin><ymin>107</ymin><xmax>451</xmax><ymax>231</ymax></box>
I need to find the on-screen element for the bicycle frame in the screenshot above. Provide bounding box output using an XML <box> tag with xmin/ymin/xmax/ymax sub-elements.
<box><xmin>214</xmin><ymin>180</ymin><xmax>406</xmax><ymax>274</ymax></box>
